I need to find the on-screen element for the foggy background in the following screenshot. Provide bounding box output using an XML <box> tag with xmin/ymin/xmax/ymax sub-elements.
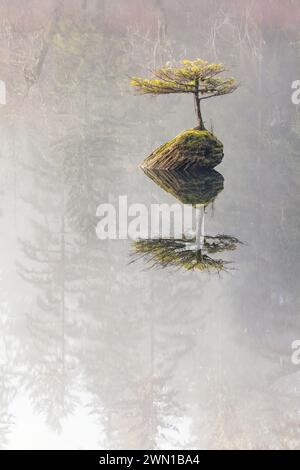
<box><xmin>0</xmin><ymin>0</ymin><xmax>300</xmax><ymax>449</ymax></box>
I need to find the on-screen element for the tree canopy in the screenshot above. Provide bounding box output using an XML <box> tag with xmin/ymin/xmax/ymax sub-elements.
<box><xmin>130</xmin><ymin>59</ymin><xmax>238</xmax><ymax>129</ymax></box>
<box><xmin>131</xmin><ymin>234</ymin><xmax>242</xmax><ymax>273</ymax></box>
<box><xmin>130</xmin><ymin>59</ymin><xmax>238</xmax><ymax>99</ymax></box>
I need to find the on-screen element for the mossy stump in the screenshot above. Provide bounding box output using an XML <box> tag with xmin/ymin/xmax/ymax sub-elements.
<box><xmin>140</xmin><ymin>128</ymin><xmax>224</xmax><ymax>171</ymax></box>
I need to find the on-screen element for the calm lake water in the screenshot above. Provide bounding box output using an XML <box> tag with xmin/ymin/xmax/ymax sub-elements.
<box><xmin>0</xmin><ymin>0</ymin><xmax>300</xmax><ymax>449</ymax></box>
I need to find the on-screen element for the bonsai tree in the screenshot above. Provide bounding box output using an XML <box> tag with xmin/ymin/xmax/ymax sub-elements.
<box><xmin>131</xmin><ymin>232</ymin><xmax>241</xmax><ymax>273</ymax></box>
<box><xmin>130</xmin><ymin>59</ymin><xmax>238</xmax><ymax>130</ymax></box>
<box><xmin>131</xmin><ymin>238</ymin><xmax>229</xmax><ymax>272</ymax></box>
<box><xmin>131</xmin><ymin>206</ymin><xmax>242</xmax><ymax>273</ymax></box>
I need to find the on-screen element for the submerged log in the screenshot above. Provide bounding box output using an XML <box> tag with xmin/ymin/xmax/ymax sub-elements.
<box><xmin>140</xmin><ymin>128</ymin><xmax>224</xmax><ymax>170</ymax></box>
<box><xmin>142</xmin><ymin>167</ymin><xmax>224</xmax><ymax>206</ymax></box>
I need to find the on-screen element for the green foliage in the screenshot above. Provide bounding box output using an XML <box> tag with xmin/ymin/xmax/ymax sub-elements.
<box><xmin>130</xmin><ymin>58</ymin><xmax>238</xmax><ymax>99</ymax></box>
<box><xmin>204</xmin><ymin>235</ymin><xmax>242</xmax><ymax>253</ymax></box>
<box><xmin>131</xmin><ymin>237</ymin><xmax>239</xmax><ymax>273</ymax></box>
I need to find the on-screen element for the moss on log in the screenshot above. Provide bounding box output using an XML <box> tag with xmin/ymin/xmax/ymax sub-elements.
<box><xmin>140</xmin><ymin>129</ymin><xmax>224</xmax><ymax>170</ymax></box>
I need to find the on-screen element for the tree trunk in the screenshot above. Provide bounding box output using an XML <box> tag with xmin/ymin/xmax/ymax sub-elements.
<box><xmin>196</xmin><ymin>207</ymin><xmax>205</xmax><ymax>250</ymax></box>
<box><xmin>194</xmin><ymin>79</ymin><xmax>205</xmax><ymax>130</ymax></box>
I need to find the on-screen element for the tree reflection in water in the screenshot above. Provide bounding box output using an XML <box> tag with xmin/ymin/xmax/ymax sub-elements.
<box><xmin>132</xmin><ymin>168</ymin><xmax>242</xmax><ymax>272</ymax></box>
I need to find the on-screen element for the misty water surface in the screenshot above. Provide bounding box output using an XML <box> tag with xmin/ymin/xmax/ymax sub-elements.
<box><xmin>0</xmin><ymin>0</ymin><xmax>300</xmax><ymax>449</ymax></box>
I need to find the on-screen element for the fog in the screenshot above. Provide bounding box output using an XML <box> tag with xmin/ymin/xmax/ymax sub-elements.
<box><xmin>0</xmin><ymin>0</ymin><xmax>300</xmax><ymax>449</ymax></box>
